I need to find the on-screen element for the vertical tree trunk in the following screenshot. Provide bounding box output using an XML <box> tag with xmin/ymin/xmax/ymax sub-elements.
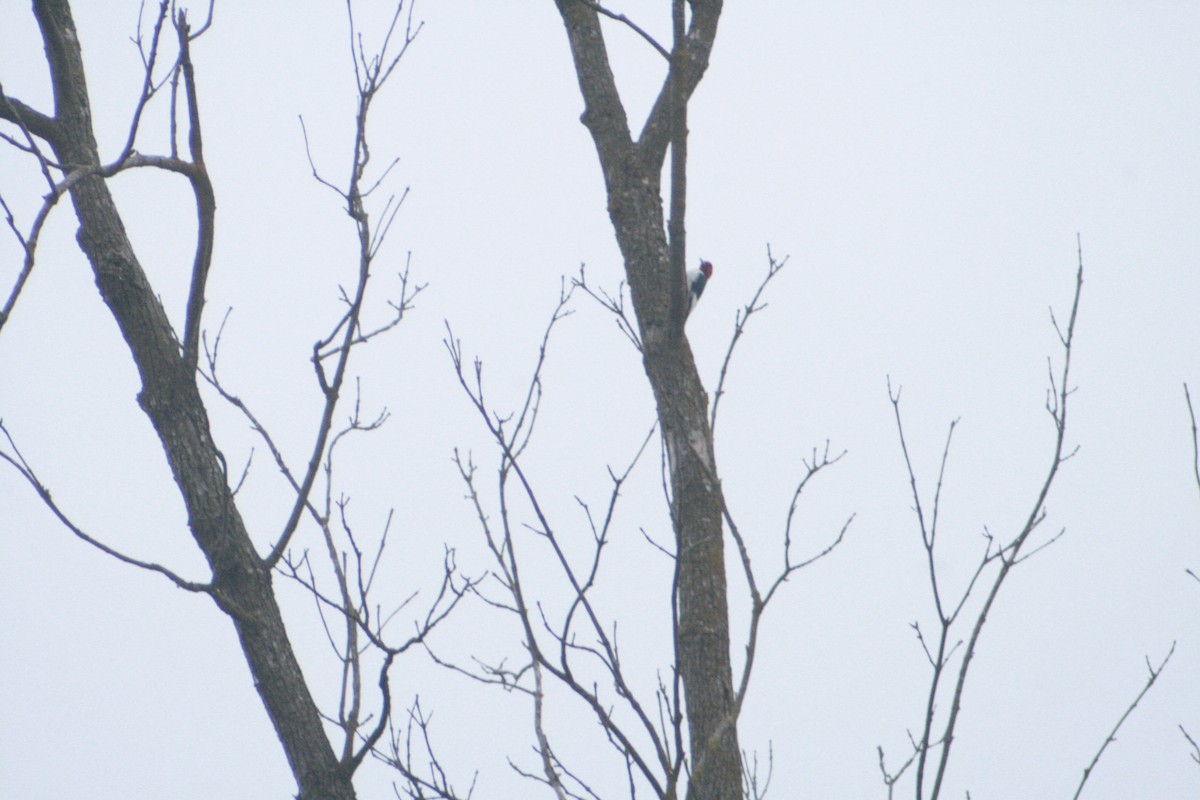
<box><xmin>29</xmin><ymin>2</ymin><xmax>355</xmax><ymax>798</ymax></box>
<box><xmin>551</xmin><ymin>3</ymin><xmax>740</xmax><ymax>797</ymax></box>
<box><xmin>613</xmin><ymin>163</ymin><xmax>741</xmax><ymax>800</ymax></box>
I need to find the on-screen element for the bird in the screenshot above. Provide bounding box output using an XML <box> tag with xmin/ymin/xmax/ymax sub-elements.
<box><xmin>686</xmin><ymin>259</ymin><xmax>713</xmax><ymax>318</ymax></box>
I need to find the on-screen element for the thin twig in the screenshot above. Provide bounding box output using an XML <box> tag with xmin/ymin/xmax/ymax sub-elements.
<box><xmin>710</xmin><ymin>246</ymin><xmax>787</xmax><ymax>435</ymax></box>
<box><xmin>1073</xmin><ymin>642</ymin><xmax>1177</xmax><ymax>800</ymax></box>
<box><xmin>1185</xmin><ymin>383</ymin><xmax>1200</xmax><ymax>506</ymax></box>
<box><xmin>575</xmin><ymin>0</ymin><xmax>670</xmax><ymax>60</ymax></box>
<box><xmin>0</xmin><ymin>421</ymin><xmax>208</xmax><ymax>592</ymax></box>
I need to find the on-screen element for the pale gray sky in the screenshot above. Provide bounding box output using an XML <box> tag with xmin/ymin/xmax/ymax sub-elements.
<box><xmin>2</xmin><ymin>2</ymin><xmax>1198</xmax><ymax>798</ymax></box>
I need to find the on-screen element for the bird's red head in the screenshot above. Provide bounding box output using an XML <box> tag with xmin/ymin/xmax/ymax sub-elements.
<box><xmin>699</xmin><ymin>260</ymin><xmax>713</xmax><ymax>278</ymax></box>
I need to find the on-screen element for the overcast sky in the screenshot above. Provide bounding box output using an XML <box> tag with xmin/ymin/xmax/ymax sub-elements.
<box><xmin>1</xmin><ymin>2</ymin><xmax>1198</xmax><ymax>798</ymax></box>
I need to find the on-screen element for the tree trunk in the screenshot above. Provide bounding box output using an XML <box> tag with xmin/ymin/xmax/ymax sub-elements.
<box><xmin>26</xmin><ymin>2</ymin><xmax>355</xmax><ymax>797</ymax></box>
<box><xmin>551</xmin><ymin>3</ymin><xmax>741</xmax><ymax>798</ymax></box>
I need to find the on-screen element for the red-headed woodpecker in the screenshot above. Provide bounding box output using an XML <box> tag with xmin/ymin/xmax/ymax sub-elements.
<box><xmin>686</xmin><ymin>259</ymin><xmax>713</xmax><ymax>318</ymax></box>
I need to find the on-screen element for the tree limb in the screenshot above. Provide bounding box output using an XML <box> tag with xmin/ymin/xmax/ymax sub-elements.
<box><xmin>1073</xmin><ymin>642</ymin><xmax>1177</xmax><ymax>800</ymax></box>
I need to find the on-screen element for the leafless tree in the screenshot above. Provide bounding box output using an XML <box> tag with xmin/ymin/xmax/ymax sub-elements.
<box><xmin>6</xmin><ymin>4</ymin><xmax>1185</xmax><ymax>800</ymax></box>
<box><xmin>439</xmin><ymin>248</ymin><xmax>848</xmax><ymax>799</ymax></box>
<box><xmin>0</xmin><ymin>3</ymin><xmax>850</xmax><ymax>796</ymax></box>
<box><xmin>877</xmin><ymin>244</ymin><xmax>1175</xmax><ymax>799</ymax></box>
<box><xmin>547</xmin><ymin>2</ymin><xmax>745</xmax><ymax>797</ymax></box>
<box><xmin>0</xmin><ymin>3</ymin><xmax>467</xmax><ymax>798</ymax></box>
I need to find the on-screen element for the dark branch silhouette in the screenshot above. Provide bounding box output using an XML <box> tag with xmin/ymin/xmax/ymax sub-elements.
<box><xmin>879</xmin><ymin>241</ymin><xmax>1169</xmax><ymax>799</ymax></box>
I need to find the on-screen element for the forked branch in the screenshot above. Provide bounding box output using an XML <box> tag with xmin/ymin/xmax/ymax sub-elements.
<box><xmin>711</xmin><ymin>246</ymin><xmax>788</xmax><ymax>435</ymax></box>
<box><xmin>263</xmin><ymin>7</ymin><xmax>422</xmax><ymax>570</ymax></box>
<box><xmin>444</xmin><ymin>294</ymin><xmax>689</xmax><ymax>797</ymax></box>
<box><xmin>887</xmin><ymin>244</ymin><xmax>1089</xmax><ymax>800</ymax></box>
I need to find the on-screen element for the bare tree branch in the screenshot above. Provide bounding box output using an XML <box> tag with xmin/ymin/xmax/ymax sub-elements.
<box><xmin>573</xmin><ymin>264</ymin><xmax>643</xmax><ymax>353</ymax></box>
<box><xmin>0</xmin><ymin>186</ymin><xmax>64</xmax><ymax>332</ymax></box>
<box><xmin>741</xmin><ymin>743</ymin><xmax>774</xmax><ymax>800</ymax></box>
<box><xmin>263</xmin><ymin>8</ymin><xmax>423</xmax><ymax>570</ymax></box>
<box><xmin>1185</xmin><ymin>382</ymin><xmax>1200</xmax><ymax>586</ymax></box>
<box><xmin>1073</xmin><ymin>642</ymin><xmax>1177</xmax><ymax>800</ymax></box>
<box><xmin>532</xmin><ymin>660</ymin><xmax>572</xmax><ymax>800</ymax></box>
<box><xmin>1181</xmin><ymin>725</ymin><xmax>1200</xmax><ymax>767</ymax></box>
<box><xmin>877</xmin><ymin>741</ymin><xmax>919</xmax><ymax>800</ymax></box>
<box><xmin>710</xmin><ymin>246</ymin><xmax>788</xmax><ymax>436</ymax></box>
<box><xmin>374</xmin><ymin>697</ymin><xmax>478</xmax><ymax>800</ymax></box>
<box><xmin>0</xmin><ymin>420</ymin><xmax>208</xmax><ymax>592</ymax></box>
<box><xmin>0</xmin><ymin>81</ymin><xmax>59</xmax><ymax>155</ymax></box>
<box><xmin>173</xmin><ymin>9</ymin><xmax>217</xmax><ymax>372</ymax></box>
<box><xmin>446</xmin><ymin>308</ymin><xmax>680</xmax><ymax>797</ymax></box>
<box><xmin>1</xmin><ymin>3</ymin><xmax>435</xmax><ymax>797</ymax></box>
<box><xmin>574</xmin><ymin>0</ymin><xmax>670</xmax><ymax>60</ymax></box>
<box><xmin>114</xmin><ymin>0</ymin><xmax>172</xmax><ymax>168</ymax></box>
<box><xmin>1185</xmin><ymin>382</ymin><xmax>1200</xmax><ymax>506</ymax></box>
<box><xmin>889</xmin><ymin>242</ymin><xmax>1087</xmax><ymax>800</ymax></box>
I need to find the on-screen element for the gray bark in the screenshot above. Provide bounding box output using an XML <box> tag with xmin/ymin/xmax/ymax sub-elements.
<box><xmin>3</xmin><ymin>3</ymin><xmax>356</xmax><ymax>797</ymax></box>
<box><xmin>550</xmin><ymin>3</ymin><xmax>741</xmax><ymax>798</ymax></box>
